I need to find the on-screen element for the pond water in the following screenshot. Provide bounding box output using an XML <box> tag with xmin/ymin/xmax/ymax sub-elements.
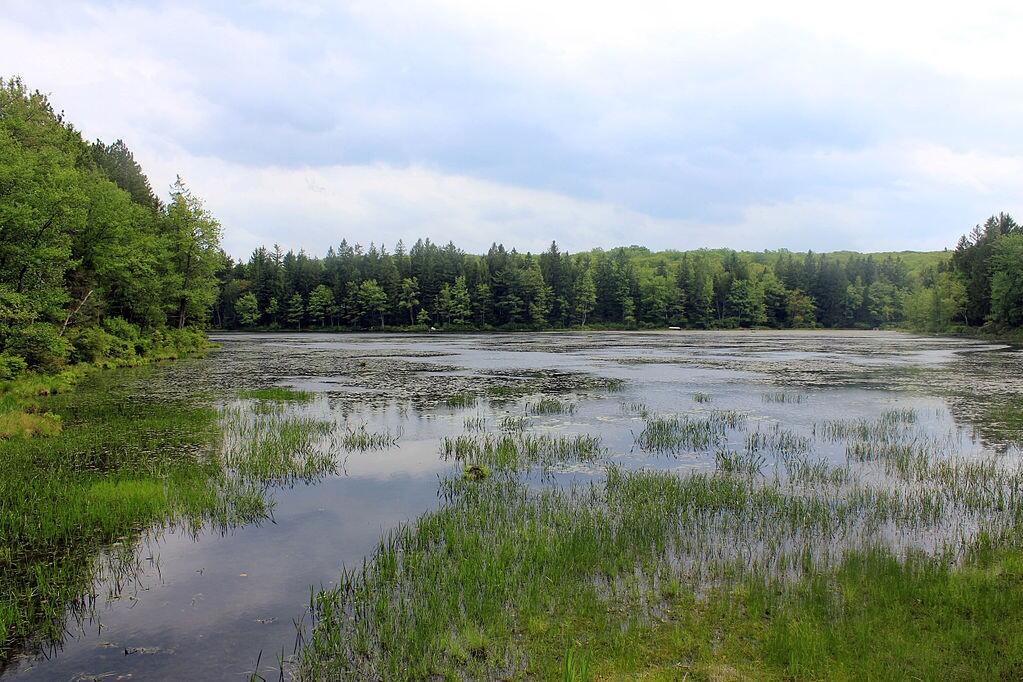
<box><xmin>4</xmin><ymin>330</ymin><xmax>1021</xmax><ymax>680</ymax></box>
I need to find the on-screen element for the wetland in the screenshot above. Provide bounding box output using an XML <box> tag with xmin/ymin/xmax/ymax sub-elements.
<box><xmin>2</xmin><ymin>330</ymin><xmax>1023</xmax><ymax>680</ymax></box>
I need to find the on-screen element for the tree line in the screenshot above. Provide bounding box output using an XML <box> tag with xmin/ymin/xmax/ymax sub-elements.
<box><xmin>0</xmin><ymin>77</ymin><xmax>224</xmax><ymax>378</ymax></box>
<box><xmin>212</xmin><ymin>222</ymin><xmax>1021</xmax><ymax>335</ymax></box>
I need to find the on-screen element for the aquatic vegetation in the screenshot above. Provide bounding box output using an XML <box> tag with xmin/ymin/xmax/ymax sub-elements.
<box><xmin>442</xmin><ymin>432</ymin><xmax>604</xmax><ymax>470</ymax></box>
<box><xmin>714</xmin><ymin>449</ymin><xmax>766</xmax><ymax>477</ymax></box>
<box><xmin>527</xmin><ymin>397</ymin><xmax>577</xmax><ymax>415</ymax></box>
<box><xmin>239</xmin><ymin>387</ymin><xmax>314</xmax><ymax>402</ymax></box>
<box><xmin>12</xmin><ymin>331</ymin><xmax>1023</xmax><ymax>678</ymax></box>
<box><xmin>746</xmin><ymin>424</ymin><xmax>812</xmax><ymax>455</ymax></box>
<box><xmin>302</xmin><ymin>356</ymin><xmax>1023</xmax><ymax>680</ymax></box>
<box><xmin>620</xmin><ymin>401</ymin><xmax>650</xmax><ymax>418</ymax></box>
<box><xmin>498</xmin><ymin>414</ymin><xmax>528</xmax><ymax>432</ymax></box>
<box><xmin>692</xmin><ymin>392</ymin><xmax>712</xmax><ymax>403</ymax></box>
<box><xmin>0</xmin><ymin>409</ymin><xmax>62</xmax><ymax>439</ymax></box>
<box><xmin>444</xmin><ymin>392</ymin><xmax>478</xmax><ymax>409</ymax></box>
<box><xmin>0</xmin><ymin>373</ymin><xmax>266</xmax><ymax>660</ymax></box>
<box><xmin>636</xmin><ymin>410</ymin><xmax>746</xmax><ymax>453</ymax></box>
<box><xmin>0</xmin><ymin>372</ymin><xmax>355</xmax><ymax>660</ymax></box>
<box><xmin>603</xmin><ymin>378</ymin><xmax>626</xmax><ymax>392</ymax></box>
<box><xmin>301</xmin><ymin>452</ymin><xmax>1023</xmax><ymax>679</ymax></box>
<box><xmin>338</xmin><ymin>424</ymin><xmax>401</xmax><ymax>451</ymax></box>
<box><xmin>464</xmin><ymin>413</ymin><xmax>487</xmax><ymax>431</ymax></box>
<box><xmin>762</xmin><ymin>391</ymin><xmax>807</xmax><ymax>404</ymax></box>
<box><xmin>486</xmin><ymin>385</ymin><xmax>520</xmax><ymax>399</ymax></box>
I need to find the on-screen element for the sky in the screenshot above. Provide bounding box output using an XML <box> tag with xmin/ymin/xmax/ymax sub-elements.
<box><xmin>2</xmin><ymin>0</ymin><xmax>1021</xmax><ymax>259</ymax></box>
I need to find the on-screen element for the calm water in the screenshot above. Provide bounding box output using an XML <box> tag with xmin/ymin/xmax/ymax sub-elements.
<box><xmin>4</xmin><ymin>330</ymin><xmax>1021</xmax><ymax>680</ymax></box>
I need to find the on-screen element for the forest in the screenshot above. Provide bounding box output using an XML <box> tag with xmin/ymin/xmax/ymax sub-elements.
<box><xmin>2</xmin><ymin>75</ymin><xmax>1022</xmax><ymax>381</ymax></box>
<box><xmin>0</xmin><ymin>78</ymin><xmax>220</xmax><ymax>380</ymax></box>
<box><xmin>213</xmin><ymin>219</ymin><xmax>1022</xmax><ymax>336</ymax></box>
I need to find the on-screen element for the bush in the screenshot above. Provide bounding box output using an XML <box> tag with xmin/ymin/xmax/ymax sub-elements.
<box><xmin>0</xmin><ymin>352</ymin><xmax>27</xmax><ymax>381</ymax></box>
<box><xmin>103</xmin><ymin>317</ymin><xmax>142</xmax><ymax>343</ymax></box>
<box><xmin>69</xmin><ymin>326</ymin><xmax>141</xmax><ymax>367</ymax></box>
<box><xmin>4</xmin><ymin>323</ymin><xmax>71</xmax><ymax>372</ymax></box>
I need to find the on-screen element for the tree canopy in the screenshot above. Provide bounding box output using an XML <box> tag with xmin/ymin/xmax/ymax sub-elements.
<box><xmin>0</xmin><ymin>77</ymin><xmax>225</xmax><ymax>374</ymax></box>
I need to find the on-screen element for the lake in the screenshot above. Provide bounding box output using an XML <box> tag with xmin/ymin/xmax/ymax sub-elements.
<box><xmin>4</xmin><ymin>330</ymin><xmax>1021</xmax><ymax>680</ymax></box>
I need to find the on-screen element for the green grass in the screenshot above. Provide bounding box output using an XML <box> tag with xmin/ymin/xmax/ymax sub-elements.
<box><xmin>445</xmin><ymin>392</ymin><xmax>478</xmax><ymax>409</ymax></box>
<box><xmin>0</xmin><ymin>370</ymin><xmax>343</xmax><ymax>662</ymax></box>
<box><xmin>603</xmin><ymin>378</ymin><xmax>626</xmax><ymax>393</ymax></box>
<box><xmin>442</xmin><ymin>432</ymin><xmax>604</xmax><ymax>470</ymax></box>
<box><xmin>299</xmin><ymin>462</ymin><xmax>1023</xmax><ymax>679</ymax></box>
<box><xmin>0</xmin><ymin>373</ymin><xmax>251</xmax><ymax>659</ymax></box>
<box><xmin>762</xmin><ymin>391</ymin><xmax>806</xmax><ymax>404</ymax></box>
<box><xmin>591</xmin><ymin>542</ymin><xmax>1023</xmax><ymax>680</ymax></box>
<box><xmin>986</xmin><ymin>395</ymin><xmax>1023</xmax><ymax>443</ymax></box>
<box><xmin>636</xmin><ymin>410</ymin><xmax>746</xmax><ymax>452</ymax></box>
<box><xmin>527</xmin><ymin>397</ymin><xmax>576</xmax><ymax>415</ymax></box>
<box><xmin>239</xmin><ymin>387</ymin><xmax>314</xmax><ymax>402</ymax></box>
<box><xmin>302</xmin><ymin>389</ymin><xmax>1023</xmax><ymax>680</ymax></box>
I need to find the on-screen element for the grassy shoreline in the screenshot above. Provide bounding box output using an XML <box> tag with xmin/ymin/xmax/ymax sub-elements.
<box><xmin>299</xmin><ymin>396</ymin><xmax>1023</xmax><ymax>679</ymax></box>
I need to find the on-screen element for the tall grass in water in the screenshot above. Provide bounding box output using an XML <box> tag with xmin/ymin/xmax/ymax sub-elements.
<box><xmin>527</xmin><ymin>397</ymin><xmax>577</xmax><ymax>415</ymax></box>
<box><xmin>302</xmin><ymin>393</ymin><xmax>1023</xmax><ymax>680</ymax></box>
<box><xmin>0</xmin><ymin>372</ymin><xmax>272</xmax><ymax>661</ymax></box>
<box><xmin>444</xmin><ymin>393</ymin><xmax>477</xmax><ymax>409</ymax></box>
<box><xmin>636</xmin><ymin>410</ymin><xmax>746</xmax><ymax>452</ymax></box>
<box><xmin>442</xmin><ymin>432</ymin><xmax>604</xmax><ymax>470</ymax></box>
<box><xmin>762</xmin><ymin>391</ymin><xmax>807</xmax><ymax>404</ymax></box>
<box><xmin>239</xmin><ymin>387</ymin><xmax>314</xmax><ymax>402</ymax></box>
<box><xmin>0</xmin><ymin>376</ymin><xmax>366</xmax><ymax>661</ymax></box>
<box><xmin>300</xmin><ymin>456</ymin><xmax>1023</xmax><ymax>679</ymax></box>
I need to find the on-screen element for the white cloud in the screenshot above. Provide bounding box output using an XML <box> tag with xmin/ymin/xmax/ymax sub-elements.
<box><xmin>1</xmin><ymin>0</ymin><xmax>1020</xmax><ymax>258</ymax></box>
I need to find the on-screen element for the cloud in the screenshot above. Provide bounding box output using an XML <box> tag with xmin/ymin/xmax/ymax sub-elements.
<box><xmin>1</xmin><ymin>0</ymin><xmax>1019</xmax><ymax>259</ymax></box>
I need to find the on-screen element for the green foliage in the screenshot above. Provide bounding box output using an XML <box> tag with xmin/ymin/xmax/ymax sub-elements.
<box><xmin>165</xmin><ymin>177</ymin><xmax>223</xmax><ymax>329</ymax></box>
<box><xmin>4</xmin><ymin>323</ymin><xmax>71</xmax><ymax>372</ymax></box>
<box><xmin>0</xmin><ymin>77</ymin><xmax>224</xmax><ymax>370</ymax></box>
<box><xmin>989</xmin><ymin>235</ymin><xmax>1023</xmax><ymax>329</ymax></box>
<box><xmin>0</xmin><ymin>353</ymin><xmax>27</xmax><ymax>381</ymax></box>
<box><xmin>215</xmin><ymin>240</ymin><xmax>958</xmax><ymax>333</ymax></box>
<box><xmin>286</xmin><ymin>292</ymin><xmax>305</xmax><ymax>329</ymax></box>
<box><xmin>398</xmin><ymin>277</ymin><xmax>420</xmax><ymax>324</ymax></box>
<box><xmin>307</xmin><ymin>284</ymin><xmax>335</xmax><ymax>327</ymax></box>
<box><xmin>234</xmin><ymin>292</ymin><xmax>260</xmax><ymax>328</ymax></box>
<box><xmin>356</xmin><ymin>279</ymin><xmax>388</xmax><ymax>329</ymax></box>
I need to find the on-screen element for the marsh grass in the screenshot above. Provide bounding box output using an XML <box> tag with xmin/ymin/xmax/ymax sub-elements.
<box><xmin>239</xmin><ymin>387</ymin><xmax>314</xmax><ymax>402</ymax></box>
<box><xmin>300</xmin><ymin>455</ymin><xmax>1023</xmax><ymax>679</ymax></box>
<box><xmin>636</xmin><ymin>410</ymin><xmax>746</xmax><ymax>453</ymax></box>
<box><xmin>498</xmin><ymin>415</ymin><xmax>528</xmax><ymax>432</ymax></box>
<box><xmin>762</xmin><ymin>391</ymin><xmax>807</xmax><ymax>404</ymax></box>
<box><xmin>442</xmin><ymin>432</ymin><xmax>604</xmax><ymax>470</ymax></box>
<box><xmin>692</xmin><ymin>392</ymin><xmax>712</xmax><ymax>403</ymax></box>
<box><xmin>445</xmin><ymin>393</ymin><xmax>478</xmax><ymax>409</ymax></box>
<box><xmin>603</xmin><ymin>378</ymin><xmax>625</xmax><ymax>393</ymax></box>
<box><xmin>0</xmin><ymin>373</ymin><xmax>264</xmax><ymax>660</ymax></box>
<box><xmin>527</xmin><ymin>397</ymin><xmax>576</xmax><ymax>415</ymax></box>
<box><xmin>464</xmin><ymin>414</ymin><xmax>487</xmax><ymax>431</ymax></box>
<box><xmin>985</xmin><ymin>395</ymin><xmax>1023</xmax><ymax>443</ymax></box>
<box><xmin>620</xmin><ymin>401</ymin><xmax>650</xmax><ymax>418</ymax></box>
<box><xmin>302</xmin><ymin>392</ymin><xmax>1023</xmax><ymax>680</ymax></box>
<box><xmin>1</xmin><ymin>375</ymin><xmax>365</xmax><ymax>661</ymax></box>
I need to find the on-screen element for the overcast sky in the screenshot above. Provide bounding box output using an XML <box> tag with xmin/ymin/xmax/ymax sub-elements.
<box><xmin>3</xmin><ymin>1</ymin><xmax>1021</xmax><ymax>258</ymax></box>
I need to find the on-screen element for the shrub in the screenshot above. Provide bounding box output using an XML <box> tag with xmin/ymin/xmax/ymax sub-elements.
<box><xmin>69</xmin><ymin>326</ymin><xmax>140</xmax><ymax>367</ymax></box>
<box><xmin>0</xmin><ymin>352</ymin><xmax>27</xmax><ymax>381</ymax></box>
<box><xmin>4</xmin><ymin>323</ymin><xmax>71</xmax><ymax>372</ymax></box>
